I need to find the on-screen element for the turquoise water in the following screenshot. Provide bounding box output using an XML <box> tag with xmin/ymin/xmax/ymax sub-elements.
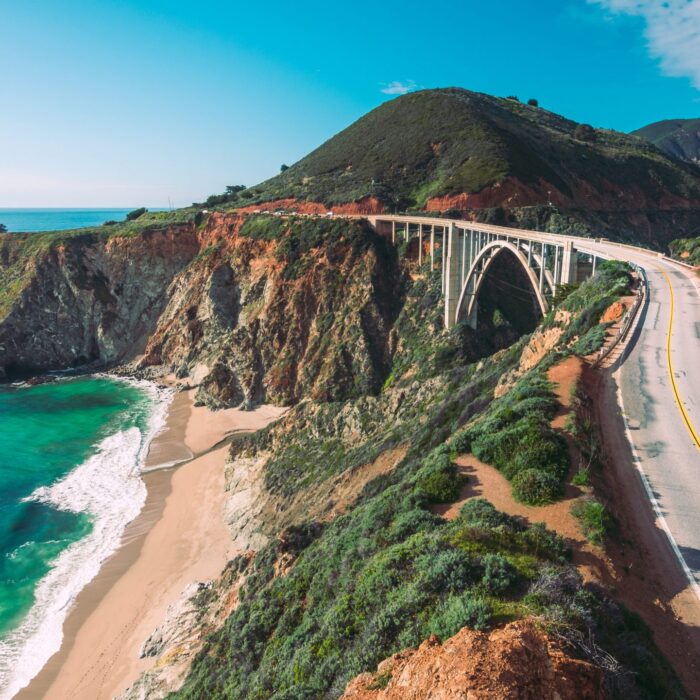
<box><xmin>0</xmin><ymin>375</ymin><xmax>166</xmax><ymax>695</ymax></box>
<box><xmin>0</xmin><ymin>208</ymin><xmax>166</xmax><ymax>233</ymax></box>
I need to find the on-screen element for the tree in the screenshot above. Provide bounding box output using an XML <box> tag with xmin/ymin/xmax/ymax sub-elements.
<box><xmin>126</xmin><ymin>207</ymin><xmax>147</xmax><ymax>221</ymax></box>
<box><xmin>280</xmin><ymin>164</ymin><xmax>290</xmax><ymax>172</ymax></box>
<box><xmin>225</xmin><ymin>185</ymin><xmax>246</xmax><ymax>196</ymax></box>
<box><xmin>574</xmin><ymin>124</ymin><xmax>596</xmax><ymax>142</ymax></box>
<box><xmin>527</xmin><ymin>98</ymin><xmax>539</xmax><ymax>107</ymax></box>
<box><xmin>0</xmin><ymin>224</ymin><xmax>7</xmax><ymax>233</ymax></box>
<box><xmin>506</xmin><ymin>95</ymin><xmax>520</xmax><ymax>102</ymax></box>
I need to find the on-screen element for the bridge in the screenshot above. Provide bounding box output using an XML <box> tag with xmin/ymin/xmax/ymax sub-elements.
<box><xmin>372</xmin><ymin>211</ymin><xmax>700</xmax><ymax>612</ymax></box>
<box><xmin>366</xmin><ymin>214</ymin><xmax>611</xmax><ymax>329</ymax></box>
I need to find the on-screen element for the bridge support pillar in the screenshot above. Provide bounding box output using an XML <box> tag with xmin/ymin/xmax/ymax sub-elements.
<box><xmin>560</xmin><ymin>241</ymin><xmax>576</xmax><ymax>285</ymax></box>
<box><xmin>444</xmin><ymin>223</ymin><xmax>461</xmax><ymax>328</ymax></box>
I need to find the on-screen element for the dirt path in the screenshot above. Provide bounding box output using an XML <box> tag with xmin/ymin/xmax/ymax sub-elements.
<box><xmin>434</xmin><ymin>352</ymin><xmax>700</xmax><ymax>697</ymax></box>
<box><xmin>434</xmin><ymin>356</ymin><xmax>612</xmax><ymax>582</ymax></box>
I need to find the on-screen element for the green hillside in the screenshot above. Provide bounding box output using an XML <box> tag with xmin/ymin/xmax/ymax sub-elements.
<box><xmin>213</xmin><ymin>88</ymin><xmax>700</xmax><ymax>213</ymax></box>
<box><xmin>632</xmin><ymin>118</ymin><xmax>700</xmax><ymax>163</ymax></box>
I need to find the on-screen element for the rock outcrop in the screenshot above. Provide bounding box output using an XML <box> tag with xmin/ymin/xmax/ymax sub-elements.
<box><xmin>0</xmin><ymin>225</ymin><xmax>199</xmax><ymax>376</ymax></box>
<box><xmin>0</xmin><ymin>214</ymin><xmax>404</xmax><ymax>407</ymax></box>
<box><xmin>341</xmin><ymin>620</ymin><xmax>605</xmax><ymax>700</ymax></box>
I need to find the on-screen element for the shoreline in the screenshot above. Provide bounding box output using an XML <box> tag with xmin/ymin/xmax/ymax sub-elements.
<box><xmin>17</xmin><ymin>386</ymin><xmax>286</xmax><ymax>700</ymax></box>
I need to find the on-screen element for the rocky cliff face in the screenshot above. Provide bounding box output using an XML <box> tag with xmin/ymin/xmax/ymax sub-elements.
<box><xmin>0</xmin><ymin>226</ymin><xmax>199</xmax><ymax>377</ymax></box>
<box><xmin>0</xmin><ymin>215</ymin><xmax>410</xmax><ymax>407</ymax></box>
<box><xmin>138</xmin><ymin>213</ymin><xmax>403</xmax><ymax>407</ymax></box>
<box><xmin>341</xmin><ymin>621</ymin><xmax>605</xmax><ymax>700</ymax></box>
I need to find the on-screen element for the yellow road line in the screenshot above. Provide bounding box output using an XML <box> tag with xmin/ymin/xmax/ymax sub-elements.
<box><xmin>655</xmin><ymin>264</ymin><xmax>700</xmax><ymax>450</ymax></box>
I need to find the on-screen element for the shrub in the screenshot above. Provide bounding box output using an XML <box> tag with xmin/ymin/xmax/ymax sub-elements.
<box><xmin>458</xmin><ymin>498</ymin><xmax>514</xmax><ymax>529</ymax></box>
<box><xmin>512</xmin><ymin>469</ymin><xmax>561</xmax><ymax>505</ymax></box>
<box><xmin>574</xmin><ymin>124</ymin><xmax>596</xmax><ymax>142</ymax></box>
<box><xmin>428</xmin><ymin>593</ymin><xmax>492</xmax><ymax>639</ymax></box>
<box><xmin>388</xmin><ymin>509</ymin><xmax>443</xmax><ymax>541</ymax></box>
<box><xmin>471</xmin><ymin>415</ymin><xmax>567</xmax><ymax>481</ymax></box>
<box><xmin>417</xmin><ymin>549</ymin><xmax>477</xmax><ymax>594</ymax></box>
<box><xmin>280</xmin><ymin>164</ymin><xmax>290</xmax><ymax>172</ymax></box>
<box><xmin>449</xmin><ymin>428</ymin><xmax>471</xmax><ymax>454</ymax></box>
<box><xmin>125</xmin><ymin>207</ymin><xmax>147</xmax><ymax>221</ymax></box>
<box><xmin>571</xmin><ymin>468</ymin><xmax>589</xmax><ymax>486</ymax></box>
<box><xmin>527</xmin><ymin>98</ymin><xmax>539</xmax><ymax>107</ymax></box>
<box><xmin>480</xmin><ymin>553</ymin><xmax>516</xmax><ymax>594</ymax></box>
<box><xmin>572</xmin><ymin>497</ymin><xmax>610</xmax><ymax>545</ymax></box>
<box><xmin>519</xmin><ymin>523</ymin><xmax>569</xmax><ymax>562</ymax></box>
<box><xmin>414</xmin><ymin>452</ymin><xmax>464</xmax><ymax>504</ymax></box>
<box><xmin>0</xmin><ymin>224</ymin><xmax>7</xmax><ymax>233</ymax></box>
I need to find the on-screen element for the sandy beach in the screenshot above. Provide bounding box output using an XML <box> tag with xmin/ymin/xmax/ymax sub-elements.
<box><xmin>18</xmin><ymin>388</ymin><xmax>286</xmax><ymax>700</ymax></box>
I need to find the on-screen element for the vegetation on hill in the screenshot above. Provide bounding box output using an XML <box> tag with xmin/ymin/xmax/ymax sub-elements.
<box><xmin>669</xmin><ymin>236</ymin><xmax>700</xmax><ymax>266</ymax></box>
<box><xmin>632</xmin><ymin>118</ymin><xmax>700</xmax><ymax>164</ymax></box>
<box><xmin>172</xmin><ymin>259</ymin><xmax>681</xmax><ymax>700</ymax></box>
<box><xmin>206</xmin><ymin>89</ymin><xmax>700</xmax><ymax>220</ymax></box>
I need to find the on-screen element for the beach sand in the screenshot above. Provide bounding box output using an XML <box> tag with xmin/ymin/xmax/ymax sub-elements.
<box><xmin>18</xmin><ymin>389</ymin><xmax>286</xmax><ymax>700</ymax></box>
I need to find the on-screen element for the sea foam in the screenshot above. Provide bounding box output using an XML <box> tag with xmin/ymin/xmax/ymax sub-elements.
<box><xmin>0</xmin><ymin>379</ymin><xmax>172</xmax><ymax>699</ymax></box>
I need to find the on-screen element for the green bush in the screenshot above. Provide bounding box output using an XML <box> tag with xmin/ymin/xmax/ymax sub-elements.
<box><xmin>512</xmin><ymin>468</ymin><xmax>562</xmax><ymax>505</ymax></box>
<box><xmin>125</xmin><ymin>207</ymin><xmax>147</xmax><ymax>221</ymax></box>
<box><xmin>414</xmin><ymin>452</ymin><xmax>464</xmax><ymax>503</ymax></box>
<box><xmin>572</xmin><ymin>497</ymin><xmax>610</xmax><ymax>545</ymax></box>
<box><xmin>472</xmin><ymin>415</ymin><xmax>568</xmax><ymax>480</ymax></box>
<box><xmin>417</xmin><ymin>549</ymin><xmax>477</xmax><ymax>594</ymax></box>
<box><xmin>458</xmin><ymin>498</ymin><xmax>513</xmax><ymax>529</ymax></box>
<box><xmin>480</xmin><ymin>553</ymin><xmax>516</xmax><ymax>594</ymax></box>
<box><xmin>428</xmin><ymin>593</ymin><xmax>492</xmax><ymax>639</ymax></box>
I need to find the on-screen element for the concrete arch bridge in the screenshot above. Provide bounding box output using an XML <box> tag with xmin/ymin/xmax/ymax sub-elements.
<box><xmin>366</xmin><ymin>215</ymin><xmax>612</xmax><ymax>329</ymax></box>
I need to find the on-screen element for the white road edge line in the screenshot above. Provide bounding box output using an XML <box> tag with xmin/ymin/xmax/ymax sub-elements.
<box><xmin>614</xmin><ymin>369</ymin><xmax>700</xmax><ymax>605</ymax></box>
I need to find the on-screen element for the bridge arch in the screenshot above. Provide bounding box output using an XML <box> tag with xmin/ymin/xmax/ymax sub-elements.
<box><xmin>455</xmin><ymin>240</ymin><xmax>548</xmax><ymax>328</ymax></box>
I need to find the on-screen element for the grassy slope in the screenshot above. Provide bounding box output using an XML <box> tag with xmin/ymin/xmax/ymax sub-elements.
<box><xmin>173</xmin><ymin>261</ymin><xmax>683</xmax><ymax>700</ymax></box>
<box><xmin>632</xmin><ymin>119</ymin><xmax>700</xmax><ymax>163</ymax></box>
<box><xmin>211</xmin><ymin>89</ymin><xmax>700</xmax><ymax>211</ymax></box>
<box><xmin>669</xmin><ymin>236</ymin><xmax>700</xmax><ymax>265</ymax></box>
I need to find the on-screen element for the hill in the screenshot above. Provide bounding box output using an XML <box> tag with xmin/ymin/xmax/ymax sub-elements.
<box><xmin>632</xmin><ymin>118</ymin><xmax>700</xmax><ymax>164</ymax></box>
<box><xmin>210</xmin><ymin>88</ymin><xmax>700</xmax><ymax>246</ymax></box>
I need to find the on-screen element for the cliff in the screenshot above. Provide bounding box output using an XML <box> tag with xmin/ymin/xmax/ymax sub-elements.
<box><xmin>0</xmin><ymin>214</ymin><xmax>689</xmax><ymax>698</ymax></box>
<box><xmin>0</xmin><ymin>215</ymin><xmax>401</xmax><ymax>404</ymax></box>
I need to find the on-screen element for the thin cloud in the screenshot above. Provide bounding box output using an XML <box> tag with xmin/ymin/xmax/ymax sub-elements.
<box><xmin>589</xmin><ymin>0</ymin><xmax>700</xmax><ymax>88</ymax></box>
<box><xmin>380</xmin><ymin>80</ymin><xmax>416</xmax><ymax>95</ymax></box>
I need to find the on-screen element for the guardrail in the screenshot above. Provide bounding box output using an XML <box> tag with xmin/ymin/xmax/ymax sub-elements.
<box><xmin>594</xmin><ymin>264</ymin><xmax>647</xmax><ymax>368</ymax></box>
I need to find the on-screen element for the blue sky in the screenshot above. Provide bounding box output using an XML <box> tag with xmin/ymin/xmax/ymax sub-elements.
<box><xmin>2</xmin><ymin>0</ymin><xmax>699</xmax><ymax>207</ymax></box>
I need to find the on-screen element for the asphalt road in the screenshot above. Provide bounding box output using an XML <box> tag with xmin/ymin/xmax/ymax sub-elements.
<box><xmin>582</xmin><ymin>241</ymin><xmax>700</xmax><ymax>594</ymax></box>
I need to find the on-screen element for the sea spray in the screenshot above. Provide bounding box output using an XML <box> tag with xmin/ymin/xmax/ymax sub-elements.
<box><xmin>0</xmin><ymin>378</ymin><xmax>172</xmax><ymax>699</ymax></box>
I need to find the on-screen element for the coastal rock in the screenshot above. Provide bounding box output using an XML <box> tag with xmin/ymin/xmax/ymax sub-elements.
<box><xmin>0</xmin><ymin>226</ymin><xmax>199</xmax><ymax>376</ymax></box>
<box><xmin>0</xmin><ymin>215</ymin><xmax>403</xmax><ymax>408</ymax></box>
<box><xmin>341</xmin><ymin>620</ymin><xmax>605</xmax><ymax>700</ymax></box>
<box><xmin>119</xmin><ymin>554</ymin><xmax>253</xmax><ymax>700</ymax></box>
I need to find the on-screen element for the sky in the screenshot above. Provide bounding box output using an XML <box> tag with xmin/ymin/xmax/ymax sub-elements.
<box><xmin>1</xmin><ymin>0</ymin><xmax>700</xmax><ymax>207</ymax></box>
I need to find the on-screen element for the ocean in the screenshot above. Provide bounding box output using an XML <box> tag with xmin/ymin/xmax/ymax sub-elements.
<box><xmin>0</xmin><ymin>208</ymin><xmax>166</xmax><ymax>233</ymax></box>
<box><xmin>0</xmin><ymin>376</ymin><xmax>171</xmax><ymax>698</ymax></box>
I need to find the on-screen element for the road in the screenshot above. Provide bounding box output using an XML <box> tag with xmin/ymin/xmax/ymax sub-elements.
<box><xmin>360</xmin><ymin>213</ymin><xmax>700</xmax><ymax>597</ymax></box>
<box><xmin>580</xmin><ymin>240</ymin><xmax>700</xmax><ymax>596</ymax></box>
